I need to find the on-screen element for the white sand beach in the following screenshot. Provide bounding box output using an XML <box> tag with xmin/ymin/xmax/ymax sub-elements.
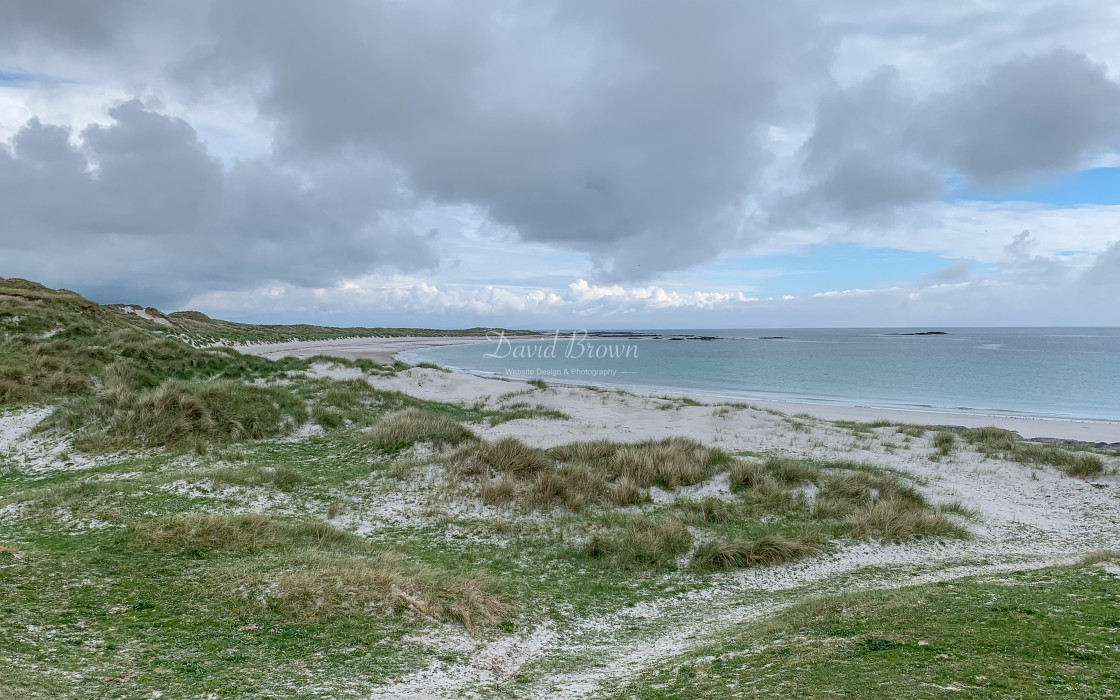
<box><xmin>239</xmin><ymin>336</ymin><xmax>1120</xmax><ymax>443</ymax></box>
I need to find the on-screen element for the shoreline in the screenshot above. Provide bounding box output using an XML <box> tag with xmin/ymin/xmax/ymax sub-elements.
<box><xmin>235</xmin><ymin>335</ymin><xmax>506</xmax><ymax>365</ymax></box>
<box><xmin>238</xmin><ymin>336</ymin><xmax>1120</xmax><ymax>443</ymax></box>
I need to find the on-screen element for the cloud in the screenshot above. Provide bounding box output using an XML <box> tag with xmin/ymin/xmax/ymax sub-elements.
<box><xmin>1</xmin><ymin>1</ymin><xmax>1120</xmax><ymax>322</ymax></box>
<box><xmin>0</xmin><ymin>100</ymin><xmax>436</xmax><ymax>304</ymax></box>
<box><xmin>781</xmin><ymin>51</ymin><xmax>1120</xmax><ymax>224</ymax></box>
<box><xmin>920</xmin><ymin>260</ymin><xmax>976</xmax><ymax>287</ymax></box>
<box><xmin>997</xmin><ymin>230</ymin><xmax>1075</xmax><ymax>285</ymax></box>
<box><xmin>181</xmin><ymin>246</ymin><xmax>1120</xmax><ymax>327</ymax></box>
<box><xmin>186</xmin><ymin>275</ymin><xmax>762</xmax><ymax>324</ymax></box>
<box><xmin>186</xmin><ymin>0</ymin><xmax>834</xmax><ymax>280</ymax></box>
<box><xmin>0</xmin><ymin>0</ymin><xmax>139</xmax><ymax>51</ymax></box>
<box><xmin>924</xmin><ymin>51</ymin><xmax>1120</xmax><ymax>187</ymax></box>
<box><xmin>1085</xmin><ymin>241</ymin><xmax>1120</xmax><ymax>285</ymax></box>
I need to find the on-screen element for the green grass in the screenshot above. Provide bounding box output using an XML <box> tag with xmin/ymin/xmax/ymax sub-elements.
<box><xmin>363</xmin><ymin>407</ymin><xmax>478</xmax><ymax>451</ymax></box>
<box><xmin>0</xmin><ymin>277</ymin><xmax>532</xmax><ymax>408</ymax></box>
<box><xmin>691</xmin><ymin>532</ymin><xmax>821</xmax><ymax>571</ymax></box>
<box><xmin>0</xmin><ymin>277</ymin><xmax>1015</xmax><ymax>697</ymax></box>
<box><xmin>42</xmin><ymin>376</ymin><xmax>309</xmax><ymax>453</ymax></box>
<box><xmin>958</xmin><ymin>427</ymin><xmax>1105</xmax><ymax>477</ymax></box>
<box><xmin>0</xmin><ymin>429</ymin><xmax>973</xmax><ymax>697</ymax></box>
<box><xmin>611</xmin><ymin>563</ymin><xmax>1120</xmax><ymax>698</ymax></box>
<box><xmin>196</xmin><ymin>464</ymin><xmax>305</xmax><ymax>491</ymax></box>
<box><xmin>587</xmin><ymin>517</ymin><xmax>693</xmax><ymax>570</ymax></box>
<box><xmin>440</xmin><ymin>436</ymin><xmax>740</xmax><ymax>513</ymax></box>
<box><xmin>0</xmin><ymin>519</ymin><xmax>508</xmax><ymax>698</ymax></box>
<box><xmin>931</xmin><ymin>430</ymin><xmax>956</xmax><ymax>456</ymax></box>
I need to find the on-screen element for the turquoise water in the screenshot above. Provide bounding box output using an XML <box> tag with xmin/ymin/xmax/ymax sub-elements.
<box><xmin>400</xmin><ymin>328</ymin><xmax>1120</xmax><ymax>420</ymax></box>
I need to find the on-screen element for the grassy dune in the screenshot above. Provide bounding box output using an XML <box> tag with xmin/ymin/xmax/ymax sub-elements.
<box><xmin>2</xmin><ymin>279</ymin><xmax>1115</xmax><ymax>698</ymax></box>
<box><xmin>612</xmin><ymin>558</ymin><xmax>1120</xmax><ymax>698</ymax></box>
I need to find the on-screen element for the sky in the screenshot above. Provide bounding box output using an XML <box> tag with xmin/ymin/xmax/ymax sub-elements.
<box><xmin>1</xmin><ymin>1</ymin><xmax>1119</xmax><ymax>328</ymax></box>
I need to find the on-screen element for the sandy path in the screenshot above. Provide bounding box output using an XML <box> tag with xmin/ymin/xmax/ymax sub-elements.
<box><xmin>369</xmin><ymin>553</ymin><xmax>1077</xmax><ymax>699</ymax></box>
<box><xmin>245</xmin><ymin>336</ymin><xmax>1120</xmax><ymax>443</ymax></box>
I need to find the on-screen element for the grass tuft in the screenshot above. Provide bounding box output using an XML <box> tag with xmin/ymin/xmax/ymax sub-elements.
<box><xmin>677</xmin><ymin>497</ymin><xmax>736</xmax><ymax>524</ymax></box>
<box><xmin>130</xmin><ymin>513</ymin><xmax>360</xmax><ymax>553</ymax></box>
<box><xmin>692</xmin><ymin>532</ymin><xmax>820</xmax><ymax>571</ymax></box>
<box><xmin>203</xmin><ymin>464</ymin><xmax>305</xmax><ymax>492</ymax></box>
<box><xmin>931</xmin><ymin>431</ymin><xmax>956</xmax><ymax>457</ymax></box>
<box><xmin>763</xmin><ymin>456</ymin><xmax>821</xmax><ymax>484</ymax></box>
<box><xmin>480</xmin><ymin>475</ymin><xmax>519</xmax><ymax>505</ymax></box>
<box><xmin>959</xmin><ymin>427</ymin><xmax>1104</xmax><ymax>477</ymax></box>
<box><xmin>845</xmin><ymin>498</ymin><xmax>969</xmax><ymax>542</ymax></box>
<box><xmin>446</xmin><ymin>437</ymin><xmax>552</xmax><ymax>477</ymax></box>
<box><xmin>1080</xmin><ymin>549</ymin><xmax>1119</xmax><ymax>565</ymax></box>
<box><xmin>527</xmin><ymin>464</ymin><xmax>605</xmax><ymax>511</ymax></box>
<box><xmin>220</xmin><ymin>550</ymin><xmax>510</xmax><ymax>632</ymax></box>
<box><xmin>364</xmin><ymin>408</ymin><xmax>477</xmax><ymax>451</ymax></box>
<box><xmin>44</xmin><ymin>377</ymin><xmax>307</xmax><ymax>452</ymax></box>
<box><xmin>608</xmin><ymin>476</ymin><xmax>648</xmax><ymax>506</ymax></box>
<box><xmin>614</xmin><ymin>437</ymin><xmax>728</xmax><ymax>488</ymax></box>
<box><xmin>587</xmin><ymin>518</ymin><xmax>692</xmax><ymax>569</ymax></box>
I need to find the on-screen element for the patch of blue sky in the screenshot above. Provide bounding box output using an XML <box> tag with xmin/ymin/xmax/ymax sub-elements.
<box><xmin>682</xmin><ymin>244</ymin><xmax>987</xmax><ymax>296</ymax></box>
<box><xmin>950</xmin><ymin>166</ymin><xmax>1120</xmax><ymax>206</ymax></box>
<box><xmin>0</xmin><ymin>69</ymin><xmax>35</xmax><ymax>86</ymax></box>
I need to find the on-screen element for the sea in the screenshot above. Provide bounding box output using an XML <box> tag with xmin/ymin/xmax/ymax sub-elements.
<box><xmin>398</xmin><ymin>328</ymin><xmax>1120</xmax><ymax>421</ymax></box>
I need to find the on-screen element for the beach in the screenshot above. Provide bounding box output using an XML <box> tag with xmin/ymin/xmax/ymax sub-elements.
<box><xmin>227</xmin><ymin>333</ymin><xmax>1120</xmax><ymax>696</ymax></box>
<box><xmin>238</xmin><ymin>335</ymin><xmax>1120</xmax><ymax>443</ymax></box>
<box><xmin>5</xmin><ymin>297</ymin><xmax>1119</xmax><ymax>697</ymax></box>
<box><xmin>234</xmin><ymin>335</ymin><xmax>504</xmax><ymax>365</ymax></box>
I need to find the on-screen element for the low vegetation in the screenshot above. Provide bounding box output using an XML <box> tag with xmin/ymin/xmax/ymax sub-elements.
<box><xmin>436</xmin><ymin>435</ymin><xmax>971</xmax><ymax>574</ymax></box>
<box><xmin>612</xmin><ymin>563</ymin><xmax>1120</xmax><ymax>698</ymax></box>
<box><xmin>4</xmin><ymin>278</ymin><xmax>1110</xmax><ymax>698</ymax></box>
<box><xmin>587</xmin><ymin>516</ymin><xmax>694</xmax><ymax>569</ymax></box>
<box><xmin>42</xmin><ymin>373</ymin><xmax>309</xmax><ymax>452</ymax></box>
<box><xmin>959</xmin><ymin>426</ymin><xmax>1105</xmax><ymax>477</ymax></box>
<box><xmin>692</xmin><ymin>532</ymin><xmax>821</xmax><ymax>571</ymax></box>
<box><xmin>133</xmin><ymin>513</ymin><xmax>510</xmax><ymax>630</ymax></box>
<box><xmin>363</xmin><ymin>407</ymin><xmax>477</xmax><ymax>450</ymax></box>
<box><xmin>930</xmin><ymin>430</ymin><xmax>956</xmax><ymax>456</ymax></box>
<box><xmin>831</xmin><ymin>415</ymin><xmax>1107</xmax><ymax>478</ymax></box>
<box><xmin>0</xmin><ymin>276</ymin><xmax>529</xmax><ymax>407</ymax></box>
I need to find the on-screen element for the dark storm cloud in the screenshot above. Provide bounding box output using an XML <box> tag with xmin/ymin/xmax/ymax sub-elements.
<box><xmin>0</xmin><ymin>0</ymin><xmax>138</xmax><ymax>50</ymax></box>
<box><xmin>923</xmin><ymin>50</ymin><xmax>1120</xmax><ymax>187</ymax></box>
<box><xmin>2</xmin><ymin>0</ymin><xmax>1120</xmax><ymax>299</ymax></box>
<box><xmin>778</xmin><ymin>67</ymin><xmax>944</xmax><ymax>223</ymax></box>
<box><xmin>190</xmin><ymin>0</ymin><xmax>833</xmax><ymax>279</ymax></box>
<box><xmin>0</xmin><ymin>100</ymin><xmax>436</xmax><ymax>300</ymax></box>
<box><xmin>189</xmin><ymin>3</ymin><xmax>1120</xmax><ymax>274</ymax></box>
<box><xmin>781</xmin><ymin>51</ymin><xmax>1120</xmax><ymax>224</ymax></box>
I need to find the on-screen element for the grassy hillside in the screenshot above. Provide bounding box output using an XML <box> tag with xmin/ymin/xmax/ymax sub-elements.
<box><xmin>1</xmin><ymin>277</ymin><xmax>1115</xmax><ymax>698</ymax></box>
<box><xmin>611</xmin><ymin>556</ymin><xmax>1120</xmax><ymax>698</ymax></box>
<box><xmin>0</xmin><ymin>277</ymin><xmax>527</xmax><ymax>407</ymax></box>
<box><xmin>161</xmin><ymin>308</ymin><xmax>530</xmax><ymax>345</ymax></box>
